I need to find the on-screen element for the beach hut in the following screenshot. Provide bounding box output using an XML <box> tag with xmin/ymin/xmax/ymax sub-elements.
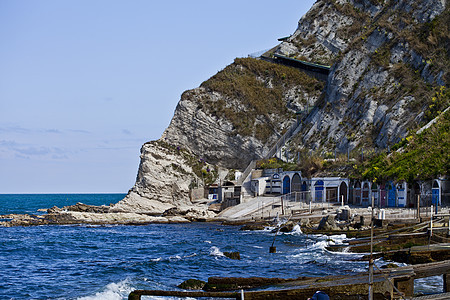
<box><xmin>208</xmin><ymin>184</ymin><xmax>219</xmax><ymax>200</ymax></box>
<box><xmin>219</xmin><ymin>181</ymin><xmax>242</xmax><ymax>209</ymax></box>
<box><xmin>250</xmin><ymin>177</ymin><xmax>270</xmax><ymax>196</ymax></box>
<box><xmin>269</xmin><ymin>173</ymin><xmax>282</xmax><ymax>194</ymax></box>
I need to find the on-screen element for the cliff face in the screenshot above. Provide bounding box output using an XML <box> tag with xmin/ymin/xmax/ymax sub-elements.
<box><xmin>277</xmin><ymin>0</ymin><xmax>448</xmax><ymax>152</ymax></box>
<box><xmin>116</xmin><ymin>0</ymin><xmax>449</xmax><ymax>213</ymax></box>
<box><xmin>161</xmin><ymin>58</ymin><xmax>324</xmax><ymax>169</ymax></box>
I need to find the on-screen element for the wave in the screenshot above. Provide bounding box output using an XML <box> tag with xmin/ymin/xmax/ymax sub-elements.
<box><xmin>77</xmin><ymin>278</ymin><xmax>133</xmax><ymax>300</ymax></box>
<box><xmin>284</xmin><ymin>224</ymin><xmax>302</xmax><ymax>235</ymax></box>
<box><xmin>209</xmin><ymin>246</ymin><xmax>224</xmax><ymax>257</ymax></box>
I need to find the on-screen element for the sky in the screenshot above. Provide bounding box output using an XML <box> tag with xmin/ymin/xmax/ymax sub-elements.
<box><xmin>0</xmin><ymin>0</ymin><xmax>315</xmax><ymax>193</ymax></box>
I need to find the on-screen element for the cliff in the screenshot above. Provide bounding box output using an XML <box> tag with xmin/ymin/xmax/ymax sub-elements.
<box><xmin>280</xmin><ymin>0</ymin><xmax>448</xmax><ymax>152</ymax></box>
<box><xmin>113</xmin><ymin>0</ymin><xmax>449</xmax><ymax>214</ymax></box>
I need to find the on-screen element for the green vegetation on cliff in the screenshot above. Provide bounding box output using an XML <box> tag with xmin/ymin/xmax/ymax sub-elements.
<box><xmin>199</xmin><ymin>57</ymin><xmax>323</xmax><ymax>142</ymax></box>
<box><xmin>355</xmin><ymin>109</ymin><xmax>450</xmax><ymax>182</ymax></box>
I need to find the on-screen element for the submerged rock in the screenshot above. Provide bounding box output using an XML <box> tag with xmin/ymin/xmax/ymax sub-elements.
<box><xmin>177</xmin><ymin>279</ymin><xmax>206</xmax><ymax>290</ymax></box>
<box><xmin>223</xmin><ymin>251</ymin><xmax>240</xmax><ymax>260</ymax></box>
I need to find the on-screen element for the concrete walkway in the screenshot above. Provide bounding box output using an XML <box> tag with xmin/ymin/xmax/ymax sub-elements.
<box><xmin>216</xmin><ymin>195</ymin><xmax>450</xmax><ymax>222</ymax></box>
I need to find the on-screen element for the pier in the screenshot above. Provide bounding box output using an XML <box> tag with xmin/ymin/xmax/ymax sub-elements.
<box><xmin>129</xmin><ymin>260</ymin><xmax>450</xmax><ymax>299</ymax></box>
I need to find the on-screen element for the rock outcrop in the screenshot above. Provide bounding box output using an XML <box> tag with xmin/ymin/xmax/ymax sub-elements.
<box><xmin>277</xmin><ymin>0</ymin><xmax>448</xmax><ymax>152</ymax></box>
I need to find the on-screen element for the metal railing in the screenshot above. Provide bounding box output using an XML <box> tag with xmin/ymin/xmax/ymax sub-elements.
<box><xmin>265</xmin><ymin>119</ymin><xmax>301</xmax><ymax>159</ymax></box>
<box><xmin>237</xmin><ymin>160</ymin><xmax>256</xmax><ymax>185</ymax></box>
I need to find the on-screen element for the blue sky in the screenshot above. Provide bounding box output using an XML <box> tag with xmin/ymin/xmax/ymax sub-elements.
<box><xmin>0</xmin><ymin>0</ymin><xmax>315</xmax><ymax>193</ymax></box>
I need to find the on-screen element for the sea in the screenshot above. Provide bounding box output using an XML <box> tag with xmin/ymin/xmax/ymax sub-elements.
<box><xmin>0</xmin><ymin>194</ymin><xmax>443</xmax><ymax>299</ymax></box>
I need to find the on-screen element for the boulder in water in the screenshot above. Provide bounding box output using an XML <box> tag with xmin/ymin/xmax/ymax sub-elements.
<box><xmin>278</xmin><ymin>221</ymin><xmax>299</xmax><ymax>233</ymax></box>
<box><xmin>177</xmin><ymin>279</ymin><xmax>206</xmax><ymax>290</ymax></box>
<box><xmin>223</xmin><ymin>251</ymin><xmax>240</xmax><ymax>260</ymax></box>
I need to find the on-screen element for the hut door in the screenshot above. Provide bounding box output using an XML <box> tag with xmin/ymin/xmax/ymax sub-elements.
<box><xmin>397</xmin><ymin>183</ymin><xmax>406</xmax><ymax>207</ymax></box>
<box><xmin>339</xmin><ymin>182</ymin><xmax>348</xmax><ymax>204</ymax></box>
<box><xmin>380</xmin><ymin>184</ymin><xmax>386</xmax><ymax>208</ymax></box>
<box><xmin>432</xmin><ymin>180</ymin><xmax>440</xmax><ymax>207</ymax></box>
<box><xmin>387</xmin><ymin>183</ymin><xmax>396</xmax><ymax>207</ymax></box>
<box><xmin>315</xmin><ymin>180</ymin><xmax>324</xmax><ymax>202</ymax></box>
<box><xmin>282</xmin><ymin>176</ymin><xmax>290</xmax><ymax>195</ymax></box>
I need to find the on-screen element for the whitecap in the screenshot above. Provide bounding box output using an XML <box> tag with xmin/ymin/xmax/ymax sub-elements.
<box><xmin>285</xmin><ymin>224</ymin><xmax>302</xmax><ymax>235</ymax></box>
<box><xmin>77</xmin><ymin>278</ymin><xmax>133</xmax><ymax>300</ymax></box>
<box><xmin>209</xmin><ymin>246</ymin><xmax>224</xmax><ymax>257</ymax></box>
<box><xmin>184</xmin><ymin>253</ymin><xmax>197</xmax><ymax>258</ymax></box>
<box><xmin>204</xmin><ymin>240</ymin><xmax>212</xmax><ymax>244</ymax></box>
<box><xmin>308</xmin><ymin>240</ymin><xmax>329</xmax><ymax>250</ymax></box>
<box><xmin>150</xmin><ymin>257</ymin><xmax>162</xmax><ymax>262</ymax></box>
<box><xmin>323</xmin><ymin>247</ymin><xmax>365</xmax><ymax>257</ymax></box>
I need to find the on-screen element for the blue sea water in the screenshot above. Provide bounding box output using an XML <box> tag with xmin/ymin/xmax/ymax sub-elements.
<box><xmin>0</xmin><ymin>194</ymin><xmax>442</xmax><ymax>299</ymax></box>
<box><xmin>0</xmin><ymin>194</ymin><xmax>126</xmax><ymax>215</ymax></box>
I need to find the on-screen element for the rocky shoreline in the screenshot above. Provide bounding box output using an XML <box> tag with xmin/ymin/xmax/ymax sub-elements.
<box><xmin>0</xmin><ymin>202</ymin><xmax>217</xmax><ymax>227</ymax></box>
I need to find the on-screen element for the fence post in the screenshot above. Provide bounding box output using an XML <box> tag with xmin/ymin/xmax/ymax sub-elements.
<box><xmin>417</xmin><ymin>194</ymin><xmax>420</xmax><ymax>221</ymax></box>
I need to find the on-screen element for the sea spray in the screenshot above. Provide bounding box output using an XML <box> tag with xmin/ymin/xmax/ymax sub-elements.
<box><xmin>209</xmin><ymin>246</ymin><xmax>224</xmax><ymax>257</ymax></box>
<box><xmin>77</xmin><ymin>279</ymin><xmax>133</xmax><ymax>300</ymax></box>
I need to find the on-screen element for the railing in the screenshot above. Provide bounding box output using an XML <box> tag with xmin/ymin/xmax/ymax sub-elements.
<box><xmin>281</xmin><ymin>191</ymin><xmax>312</xmax><ymax>204</ymax></box>
<box><xmin>265</xmin><ymin>119</ymin><xmax>301</xmax><ymax>159</ymax></box>
<box><xmin>128</xmin><ymin>290</ymin><xmax>242</xmax><ymax>300</ymax></box>
<box><xmin>237</xmin><ymin>160</ymin><xmax>256</xmax><ymax>185</ymax></box>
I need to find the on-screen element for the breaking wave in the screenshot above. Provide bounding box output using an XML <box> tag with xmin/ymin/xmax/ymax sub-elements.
<box><xmin>77</xmin><ymin>279</ymin><xmax>133</xmax><ymax>300</ymax></box>
<box><xmin>209</xmin><ymin>246</ymin><xmax>224</xmax><ymax>257</ymax></box>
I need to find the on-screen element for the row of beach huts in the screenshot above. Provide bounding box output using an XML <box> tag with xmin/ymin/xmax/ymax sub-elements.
<box><xmin>206</xmin><ymin>168</ymin><xmax>449</xmax><ymax>210</ymax></box>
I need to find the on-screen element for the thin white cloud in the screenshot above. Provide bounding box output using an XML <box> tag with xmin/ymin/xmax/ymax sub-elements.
<box><xmin>0</xmin><ymin>140</ymin><xmax>72</xmax><ymax>159</ymax></box>
<box><xmin>0</xmin><ymin>125</ymin><xmax>91</xmax><ymax>135</ymax></box>
<box><xmin>122</xmin><ymin>129</ymin><xmax>132</xmax><ymax>135</ymax></box>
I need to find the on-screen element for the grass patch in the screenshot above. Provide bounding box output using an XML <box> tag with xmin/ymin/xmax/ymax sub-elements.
<box><xmin>200</xmin><ymin>57</ymin><xmax>323</xmax><ymax>143</ymax></box>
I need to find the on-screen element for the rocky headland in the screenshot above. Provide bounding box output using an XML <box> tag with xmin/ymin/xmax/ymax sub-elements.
<box><xmin>111</xmin><ymin>0</ymin><xmax>448</xmax><ymax>217</ymax></box>
<box><xmin>1</xmin><ymin>0</ymin><xmax>448</xmax><ymax>226</ymax></box>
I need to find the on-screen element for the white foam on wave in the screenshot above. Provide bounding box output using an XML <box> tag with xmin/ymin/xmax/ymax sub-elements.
<box><xmin>150</xmin><ymin>257</ymin><xmax>162</xmax><ymax>262</ymax></box>
<box><xmin>309</xmin><ymin>240</ymin><xmax>329</xmax><ymax>250</ymax></box>
<box><xmin>209</xmin><ymin>246</ymin><xmax>224</xmax><ymax>257</ymax></box>
<box><xmin>169</xmin><ymin>255</ymin><xmax>182</xmax><ymax>261</ymax></box>
<box><xmin>77</xmin><ymin>278</ymin><xmax>133</xmax><ymax>300</ymax></box>
<box><xmin>286</xmin><ymin>224</ymin><xmax>302</xmax><ymax>235</ymax></box>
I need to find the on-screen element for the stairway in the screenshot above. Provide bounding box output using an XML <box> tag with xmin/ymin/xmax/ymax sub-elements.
<box><xmin>238</xmin><ymin>118</ymin><xmax>304</xmax><ymax>198</ymax></box>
